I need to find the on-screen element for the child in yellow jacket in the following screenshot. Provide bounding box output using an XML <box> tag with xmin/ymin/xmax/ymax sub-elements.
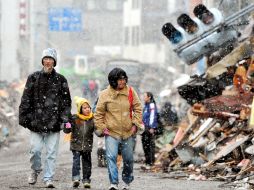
<box><xmin>64</xmin><ymin>96</ymin><xmax>94</xmax><ymax>188</ymax></box>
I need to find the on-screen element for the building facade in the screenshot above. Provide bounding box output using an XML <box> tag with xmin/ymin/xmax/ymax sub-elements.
<box><xmin>0</xmin><ymin>0</ymin><xmax>125</xmax><ymax>81</ymax></box>
<box><xmin>0</xmin><ymin>1</ymin><xmax>20</xmax><ymax>82</ymax></box>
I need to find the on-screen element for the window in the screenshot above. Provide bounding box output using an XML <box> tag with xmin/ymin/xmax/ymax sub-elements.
<box><xmin>132</xmin><ymin>26</ymin><xmax>139</xmax><ymax>46</ymax></box>
<box><xmin>124</xmin><ymin>27</ymin><xmax>129</xmax><ymax>45</ymax></box>
<box><xmin>106</xmin><ymin>0</ymin><xmax>117</xmax><ymax>10</ymax></box>
<box><xmin>132</xmin><ymin>0</ymin><xmax>140</xmax><ymax>9</ymax></box>
<box><xmin>131</xmin><ymin>27</ymin><xmax>135</xmax><ymax>45</ymax></box>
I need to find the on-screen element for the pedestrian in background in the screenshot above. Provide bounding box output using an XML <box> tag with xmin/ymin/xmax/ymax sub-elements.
<box><xmin>160</xmin><ymin>101</ymin><xmax>178</xmax><ymax>126</ymax></box>
<box><xmin>94</xmin><ymin>67</ymin><xmax>142</xmax><ymax>190</ymax></box>
<box><xmin>63</xmin><ymin>96</ymin><xmax>94</xmax><ymax>189</ymax></box>
<box><xmin>141</xmin><ymin>92</ymin><xmax>158</xmax><ymax>170</ymax></box>
<box><xmin>19</xmin><ymin>48</ymin><xmax>72</xmax><ymax>188</ymax></box>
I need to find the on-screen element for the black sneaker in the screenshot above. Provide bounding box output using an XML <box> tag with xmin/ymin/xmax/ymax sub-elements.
<box><xmin>72</xmin><ymin>180</ymin><xmax>80</xmax><ymax>188</ymax></box>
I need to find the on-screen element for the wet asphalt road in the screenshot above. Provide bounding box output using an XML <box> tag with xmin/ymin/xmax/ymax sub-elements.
<box><xmin>0</xmin><ymin>128</ymin><xmax>230</xmax><ymax>190</ymax></box>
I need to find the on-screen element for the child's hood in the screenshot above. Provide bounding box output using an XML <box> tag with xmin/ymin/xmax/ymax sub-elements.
<box><xmin>74</xmin><ymin>96</ymin><xmax>91</xmax><ymax>114</ymax></box>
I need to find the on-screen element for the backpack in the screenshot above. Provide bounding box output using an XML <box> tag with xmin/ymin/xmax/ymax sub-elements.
<box><xmin>155</xmin><ymin>112</ymin><xmax>164</xmax><ymax>136</ymax></box>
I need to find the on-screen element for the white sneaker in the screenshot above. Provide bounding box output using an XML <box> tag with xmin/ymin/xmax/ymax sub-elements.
<box><xmin>140</xmin><ymin>164</ymin><xmax>151</xmax><ymax>170</ymax></box>
<box><xmin>145</xmin><ymin>165</ymin><xmax>151</xmax><ymax>170</ymax></box>
<box><xmin>109</xmin><ymin>184</ymin><xmax>119</xmax><ymax>190</ymax></box>
<box><xmin>122</xmin><ymin>183</ymin><xmax>130</xmax><ymax>190</ymax></box>
<box><xmin>45</xmin><ymin>180</ymin><xmax>55</xmax><ymax>188</ymax></box>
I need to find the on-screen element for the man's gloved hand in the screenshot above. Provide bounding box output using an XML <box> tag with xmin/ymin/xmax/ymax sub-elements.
<box><xmin>65</xmin><ymin>122</ymin><xmax>72</xmax><ymax>129</ymax></box>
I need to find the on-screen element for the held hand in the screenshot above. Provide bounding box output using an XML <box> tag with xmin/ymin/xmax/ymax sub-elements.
<box><xmin>136</xmin><ymin>123</ymin><xmax>145</xmax><ymax>135</ymax></box>
<box><xmin>65</xmin><ymin>122</ymin><xmax>71</xmax><ymax>129</ymax></box>
<box><xmin>149</xmin><ymin>128</ymin><xmax>155</xmax><ymax>134</ymax></box>
<box><xmin>103</xmin><ymin>128</ymin><xmax>110</xmax><ymax>136</ymax></box>
<box><xmin>131</xmin><ymin>125</ymin><xmax>137</xmax><ymax>134</ymax></box>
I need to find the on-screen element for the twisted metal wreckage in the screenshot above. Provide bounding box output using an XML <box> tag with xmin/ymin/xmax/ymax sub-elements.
<box><xmin>156</xmin><ymin>3</ymin><xmax>254</xmax><ymax>189</ymax></box>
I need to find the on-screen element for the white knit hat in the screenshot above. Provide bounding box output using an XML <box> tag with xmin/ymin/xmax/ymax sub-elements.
<box><xmin>41</xmin><ymin>48</ymin><xmax>57</xmax><ymax>66</ymax></box>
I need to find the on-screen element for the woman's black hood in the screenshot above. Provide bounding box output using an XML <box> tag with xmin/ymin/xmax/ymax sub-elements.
<box><xmin>108</xmin><ymin>67</ymin><xmax>128</xmax><ymax>89</ymax></box>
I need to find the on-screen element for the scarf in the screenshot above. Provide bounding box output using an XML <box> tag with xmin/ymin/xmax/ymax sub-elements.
<box><xmin>77</xmin><ymin>112</ymin><xmax>93</xmax><ymax>121</ymax></box>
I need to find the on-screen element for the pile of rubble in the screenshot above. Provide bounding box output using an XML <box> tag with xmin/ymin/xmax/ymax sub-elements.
<box><xmin>0</xmin><ymin>80</ymin><xmax>24</xmax><ymax>148</ymax></box>
<box><xmin>149</xmin><ymin>13</ymin><xmax>254</xmax><ymax>189</ymax></box>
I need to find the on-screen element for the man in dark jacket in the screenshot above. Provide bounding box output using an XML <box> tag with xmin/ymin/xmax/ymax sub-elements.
<box><xmin>19</xmin><ymin>48</ymin><xmax>72</xmax><ymax>188</ymax></box>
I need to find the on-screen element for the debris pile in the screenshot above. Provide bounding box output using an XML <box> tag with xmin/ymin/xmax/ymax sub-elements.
<box><xmin>147</xmin><ymin>10</ymin><xmax>254</xmax><ymax>189</ymax></box>
<box><xmin>0</xmin><ymin>80</ymin><xmax>24</xmax><ymax>148</ymax></box>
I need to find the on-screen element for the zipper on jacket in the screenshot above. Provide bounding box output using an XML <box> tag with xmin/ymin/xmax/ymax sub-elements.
<box><xmin>81</xmin><ymin>121</ymin><xmax>85</xmax><ymax>151</ymax></box>
<box><xmin>120</xmin><ymin>97</ymin><xmax>123</xmax><ymax>136</ymax></box>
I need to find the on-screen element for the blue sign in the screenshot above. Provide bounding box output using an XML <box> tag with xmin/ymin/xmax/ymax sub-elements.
<box><xmin>48</xmin><ymin>8</ymin><xmax>82</xmax><ymax>32</ymax></box>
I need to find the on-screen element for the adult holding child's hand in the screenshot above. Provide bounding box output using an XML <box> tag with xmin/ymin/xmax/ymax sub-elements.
<box><xmin>94</xmin><ymin>68</ymin><xmax>142</xmax><ymax>190</ymax></box>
